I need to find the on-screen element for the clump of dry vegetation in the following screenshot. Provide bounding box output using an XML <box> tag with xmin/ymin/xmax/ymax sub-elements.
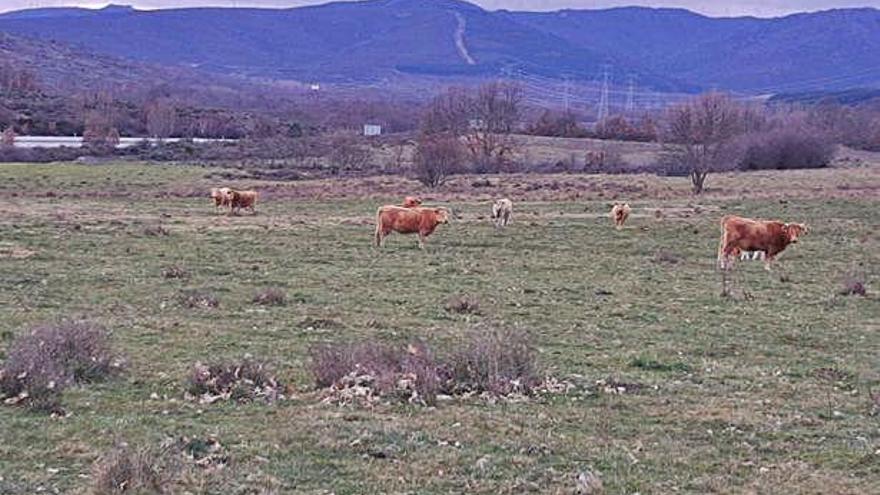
<box><xmin>162</xmin><ymin>264</ymin><xmax>190</xmax><ymax>280</ymax></box>
<box><xmin>252</xmin><ymin>287</ymin><xmax>286</xmax><ymax>306</ymax></box>
<box><xmin>143</xmin><ymin>225</ymin><xmax>170</xmax><ymax>237</ymax></box>
<box><xmin>91</xmin><ymin>444</ymin><xmax>170</xmax><ymax>494</ymax></box>
<box><xmin>445</xmin><ymin>328</ymin><xmax>541</xmax><ymax>396</ymax></box>
<box><xmin>90</xmin><ymin>437</ymin><xmax>231</xmax><ymax>494</ymax></box>
<box><xmin>839</xmin><ymin>274</ymin><xmax>867</xmax><ymax>297</ymax></box>
<box><xmin>310</xmin><ymin>329</ymin><xmax>542</xmax><ymax>406</ymax></box>
<box><xmin>310</xmin><ymin>341</ymin><xmax>442</xmax><ymax>405</ymax></box>
<box><xmin>0</xmin><ymin>321</ymin><xmax>125</xmax><ymax>412</ymax></box>
<box><xmin>445</xmin><ymin>295</ymin><xmax>482</xmax><ymax>315</ymax></box>
<box><xmin>178</xmin><ymin>290</ymin><xmax>220</xmax><ymax>309</ymax></box>
<box><xmin>185</xmin><ymin>358</ymin><xmax>286</xmax><ymax>404</ymax></box>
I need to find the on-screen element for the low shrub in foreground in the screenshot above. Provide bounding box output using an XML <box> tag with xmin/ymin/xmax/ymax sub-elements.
<box><xmin>445</xmin><ymin>328</ymin><xmax>541</xmax><ymax>396</ymax></box>
<box><xmin>0</xmin><ymin>321</ymin><xmax>124</xmax><ymax>411</ymax></box>
<box><xmin>252</xmin><ymin>287</ymin><xmax>286</xmax><ymax>306</ymax></box>
<box><xmin>309</xmin><ymin>329</ymin><xmax>540</xmax><ymax>405</ymax></box>
<box><xmin>178</xmin><ymin>290</ymin><xmax>220</xmax><ymax>309</ymax></box>
<box><xmin>310</xmin><ymin>341</ymin><xmax>441</xmax><ymax>404</ymax></box>
<box><xmin>185</xmin><ymin>358</ymin><xmax>286</xmax><ymax>404</ymax></box>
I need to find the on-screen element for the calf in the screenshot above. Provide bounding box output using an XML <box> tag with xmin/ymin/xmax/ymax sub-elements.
<box><xmin>402</xmin><ymin>196</ymin><xmax>423</xmax><ymax>208</ymax></box>
<box><xmin>375</xmin><ymin>205</ymin><xmax>450</xmax><ymax>249</ymax></box>
<box><xmin>491</xmin><ymin>198</ymin><xmax>513</xmax><ymax>228</ymax></box>
<box><xmin>610</xmin><ymin>202</ymin><xmax>631</xmax><ymax>230</ymax></box>
<box><xmin>210</xmin><ymin>187</ymin><xmax>231</xmax><ymax>213</ymax></box>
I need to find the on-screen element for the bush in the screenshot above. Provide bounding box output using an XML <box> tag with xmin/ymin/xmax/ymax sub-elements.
<box><xmin>162</xmin><ymin>265</ymin><xmax>190</xmax><ymax>280</ymax></box>
<box><xmin>445</xmin><ymin>295</ymin><xmax>482</xmax><ymax>315</ymax></box>
<box><xmin>91</xmin><ymin>444</ymin><xmax>169</xmax><ymax>494</ymax></box>
<box><xmin>413</xmin><ymin>132</ymin><xmax>466</xmax><ymax>188</ymax></box>
<box><xmin>178</xmin><ymin>290</ymin><xmax>219</xmax><ymax>309</ymax></box>
<box><xmin>309</xmin><ymin>341</ymin><xmax>441</xmax><ymax>404</ymax></box>
<box><xmin>446</xmin><ymin>328</ymin><xmax>540</xmax><ymax>396</ymax></box>
<box><xmin>840</xmin><ymin>274</ymin><xmax>867</xmax><ymax>297</ymax></box>
<box><xmin>252</xmin><ymin>288</ymin><xmax>286</xmax><ymax>306</ymax></box>
<box><xmin>739</xmin><ymin>129</ymin><xmax>835</xmax><ymax>171</ymax></box>
<box><xmin>0</xmin><ymin>321</ymin><xmax>124</xmax><ymax>411</ymax></box>
<box><xmin>310</xmin><ymin>329</ymin><xmax>541</xmax><ymax>404</ymax></box>
<box><xmin>186</xmin><ymin>358</ymin><xmax>285</xmax><ymax>404</ymax></box>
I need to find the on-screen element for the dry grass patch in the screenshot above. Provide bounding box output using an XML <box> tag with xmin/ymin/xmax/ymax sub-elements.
<box><xmin>185</xmin><ymin>358</ymin><xmax>287</xmax><ymax>404</ymax></box>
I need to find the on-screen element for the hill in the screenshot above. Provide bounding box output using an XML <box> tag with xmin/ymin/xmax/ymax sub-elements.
<box><xmin>0</xmin><ymin>1</ymin><xmax>878</xmax><ymax>94</ymax></box>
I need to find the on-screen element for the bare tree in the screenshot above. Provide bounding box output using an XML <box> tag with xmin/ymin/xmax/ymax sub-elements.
<box><xmin>329</xmin><ymin>134</ymin><xmax>372</xmax><ymax>174</ymax></box>
<box><xmin>663</xmin><ymin>93</ymin><xmax>744</xmax><ymax>194</ymax></box>
<box><xmin>1</xmin><ymin>127</ymin><xmax>15</xmax><ymax>148</ymax></box>
<box><xmin>422</xmin><ymin>82</ymin><xmax>522</xmax><ymax>172</ymax></box>
<box><xmin>144</xmin><ymin>98</ymin><xmax>177</xmax><ymax>138</ymax></box>
<box><xmin>413</xmin><ymin>133</ymin><xmax>466</xmax><ymax>188</ymax></box>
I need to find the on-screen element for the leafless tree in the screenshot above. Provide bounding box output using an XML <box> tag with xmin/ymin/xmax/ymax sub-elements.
<box><xmin>422</xmin><ymin>82</ymin><xmax>522</xmax><ymax>172</ymax></box>
<box><xmin>1</xmin><ymin>127</ymin><xmax>15</xmax><ymax>148</ymax></box>
<box><xmin>663</xmin><ymin>93</ymin><xmax>744</xmax><ymax>194</ymax></box>
<box><xmin>144</xmin><ymin>98</ymin><xmax>177</xmax><ymax>138</ymax></box>
<box><xmin>413</xmin><ymin>133</ymin><xmax>466</xmax><ymax>188</ymax></box>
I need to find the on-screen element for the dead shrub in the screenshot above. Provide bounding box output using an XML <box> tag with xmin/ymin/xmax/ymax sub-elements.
<box><xmin>0</xmin><ymin>321</ymin><xmax>124</xmax><ymax>412</ymax></box>
<box><xmin>445</xmin><ymin>328</ymin><xmax>541</xmax><ymax>396</ymax></box>
<box><xmin>652</xmin><ymin>250</ymin><xmax>682</xmax><ymax>265</ymax></box>
<box><xmin>445</xmin><ymin>295</ymin><xmax>482</xmax><ymax>315</ymax></box>
<box><xmin>185</xmin><ymin>358</ymin><xmax>286</xmax><ymax>404</ymax></box>
<box><xmin>90</xmin><ymin>437</ymin><xmax>231</xmax><ymax>494</ymax></box>
<box><xmin>840</xmin><ymin>274</ymin><xmax>867</xmax><ymax>297</ymax></box>
<box><xmin>179</xmin><ymin>290</ymin><xmax>219</xmax><ymax>309</ymax></box>
<box><xmin>252</xmin><ymin>287</ymin><xmax>286</xmax><ymax>306</ymax></box>
<box><xmin>143</xmin><ymin>225</ymin><xmax>170</xmax><ymax>237</ymax></box>
<box><xmin>309</xmin><ymin>341</ymin><xmax>441</xmax><ymax>405</ymax></box>
<box><xmin>162</xmin><ymin>265</ymin><xmax>190</xmax><ymax>280</ymax></box>
<box><xmin>91</xmin><ymin>444</ymin><xmax>170</xmax><ymax>494</ymax></box>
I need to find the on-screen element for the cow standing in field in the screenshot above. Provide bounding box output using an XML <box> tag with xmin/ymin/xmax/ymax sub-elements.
<box><xmin>210</xmin><ymin>187</ymin><xmax>231</xmax><ymax>213</ymax></box>
<box><xmin>491</xmin><ymin>198</ymin><xmax>513</xmax><ymax>229</ymax></box>
<box><xmin>375</xmin><ymin>206</ymin><xmax>450</xmax><ymax>249</ymax></box>
<box><xmin>610</xmin><ymin>202</ymin><xmax>631</xmax><ymax>230</ymax></box>
<box><xmin>228</xmin><ymin>190</ymin><xmax>258</xmax><ymax>215</ymax></box>
<box><xmin>717</xmin><ymin>215</ymin><xmax>808</xmax><ymax>296</ymax></box>
<box><xmin>402</xmin><ymin>196</ymin><xmax>423</xmax><ymax>208</ymax></box>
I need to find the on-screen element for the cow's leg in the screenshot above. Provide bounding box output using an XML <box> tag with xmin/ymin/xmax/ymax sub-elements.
<box><xmin>417</xmin><ymin>232</ymin><xmax>426</xmax><ymax>249</ymax></box>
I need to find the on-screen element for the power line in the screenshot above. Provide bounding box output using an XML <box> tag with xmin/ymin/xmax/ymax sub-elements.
<box><xmin>597</xmin><ymin>66</ymin><xmax>610</xmax><ymax>122</ymax></box>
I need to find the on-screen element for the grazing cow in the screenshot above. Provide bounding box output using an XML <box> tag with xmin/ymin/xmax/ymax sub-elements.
<box><xmin>610</xmin><ymin>203</ymin><xmax>632</xmax><ymax>230</ymax></box>
<box><xmin>210</xmin><ymin>187</ymin><xmax>231</xmax><ymax>212</ymax></box>
<box><xmin>491</xmin><ymin>198</ymin><xmax>513</xmax><ymax>228</ymax></box>
<box><xmin>375</xmin><ymin>206</ymin><xmax>450</xmax><ymax>249</ymax></box>
<box><xmin>402</xmin><ymin>196</ymin><xmax>423</xmax><ymax>208</ymax></box>
<box><xmin>717</xmin><ymin>215</ymin><xmax>808</xmax><ymax>296</ymax></box>
<box><xmin>228</xmin><ymin>190</ymin><xmax>258</xmax><ymax>215</ymax></box>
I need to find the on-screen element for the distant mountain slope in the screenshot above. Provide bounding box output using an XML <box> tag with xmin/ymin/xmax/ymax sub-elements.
<box><xmin>0</xmin><ymin>1</ymin><xmax>878</xmax><ymax>93</ymax></box>
<box><xmin>509</xmin><ymin>7</ymin><xmax>880</xmax><ymax>92</ymax></box>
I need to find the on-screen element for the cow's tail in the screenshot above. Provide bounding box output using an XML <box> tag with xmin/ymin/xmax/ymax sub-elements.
<box><xmin>374</xmin><ymin>207</ymin><xmax>383</xmax><ymax>247</ymax></box>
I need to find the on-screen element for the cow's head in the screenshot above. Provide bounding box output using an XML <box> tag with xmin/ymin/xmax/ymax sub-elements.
<box><xmin>402</xmin><ymin>196</ymin><xmax>422</xmax><ymax>208</ymax></box>
<box><xmin>784</xmin><ymin>223</ymin><xmax>808</xmax><ymax>243</ymax></box>
<box><xmin>435</xmin><ymin>207</ymin><xmax>450</xmax><ymax>224</ymax></box>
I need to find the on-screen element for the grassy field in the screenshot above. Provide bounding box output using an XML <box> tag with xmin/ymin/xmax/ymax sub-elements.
<box><xmin>0</xmin><ymin>161</ymin><xmax>878</xmax><ymax>494</ymax></box>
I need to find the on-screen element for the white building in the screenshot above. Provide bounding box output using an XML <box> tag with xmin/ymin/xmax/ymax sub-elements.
<box><xmin>363</xmin><ymin>124</ymin><xmax>382</xmax><ymax>137</ymax></box>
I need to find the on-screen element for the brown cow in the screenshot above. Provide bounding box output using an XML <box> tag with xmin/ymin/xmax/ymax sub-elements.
<box><xmin>717</xmin><ymin>215</ymin><xmax>808</xmax><ymax>296</ymax></box>
<box><xmin>610</xmin><ymin>202</ymin><xmax>631</xmax><ymax>230</ymax></box>
<box><xmin>228</xmin><ymin>190</ymin><xmax>258</xmax><ymax>215</ymax></box>
<box><xmin>375</xmin><ymin>206</ymin><xmax>450</xmax><ymax>249</ymax></box>
<box><xmin>210</xmin><ymin>187</ymin><xmax>231</xmax><ymax>212</ymax></box>
<box><xmin>402</xmin><ymin>196</ymin><xmax>423</xmax><ymax>208</ymax></box>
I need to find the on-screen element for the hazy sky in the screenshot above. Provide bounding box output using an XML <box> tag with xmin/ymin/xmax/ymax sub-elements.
<box><xmin>1</xmin><ymin>0</ymin><xmax>879</xmax><ymax>17</ymax></box>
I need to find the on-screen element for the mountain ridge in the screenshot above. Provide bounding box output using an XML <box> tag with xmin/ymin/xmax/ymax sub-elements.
<box><xmin>0</xmin><ymin>1</ymin><xmax>877</xmax><ymax>93</ymax></box>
